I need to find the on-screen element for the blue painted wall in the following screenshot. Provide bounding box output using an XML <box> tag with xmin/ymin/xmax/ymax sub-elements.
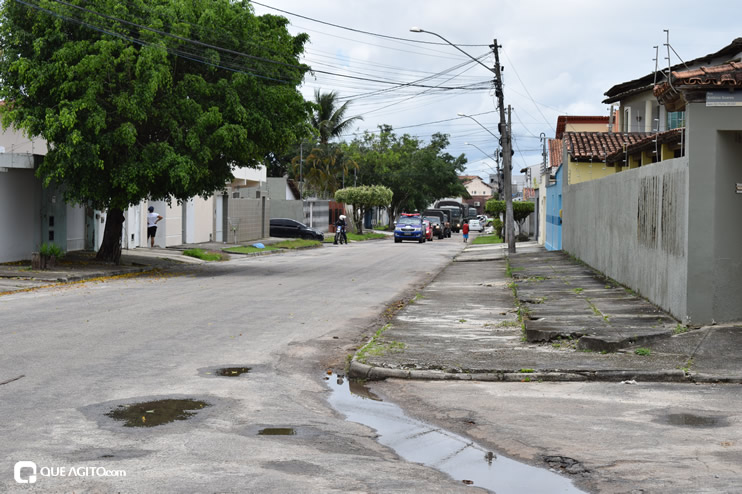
<box><xmin>545</xmin><ymin>165</ymin><xmax>562</xmax><ymax>251</ymax></box>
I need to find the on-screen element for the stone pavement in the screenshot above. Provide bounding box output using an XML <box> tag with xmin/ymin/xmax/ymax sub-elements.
<box><xmin>350</xmin><ymin>241</ymin><xmax>742</xmax><ymax>383</ymax></box>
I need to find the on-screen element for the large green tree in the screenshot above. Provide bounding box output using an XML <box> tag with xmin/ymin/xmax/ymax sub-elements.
<box><xmin>335</xmin><ymin>185</ymin><xmax>392</xmax><ymax>234</ymax></box>
<box><xmin>346</xmin><ymin>126</ymin><xmax>467</xmax><ymax>224</ymax></box>
<box><xmin>0</xmin><ymin>0</ymin><xmax>311</xmax><ymax>262</ymax></box>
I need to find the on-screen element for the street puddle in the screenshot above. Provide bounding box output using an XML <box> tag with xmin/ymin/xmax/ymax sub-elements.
<box><xmin>106</xmin><ymin>399</ymin><xmax>209</xmax><ymax>427</ymax></box>
<box><xmin>664</xmin><ymin>413</ymin><xmax>725</xmax><ymax>428</ymax></box>
<box><xmin>216</xmin><ymin>367</ymin><xmax>251</xmax><ymax>377</ymax></box>
<box><xmin>327</xmin><ymin>373</ymin><xmax>585</xmax><ymax>493</ymax></box>
<box><xmin>258</xmin><ymin>428</ymin><xmax>297</xmax><ymax>436</ymax></box>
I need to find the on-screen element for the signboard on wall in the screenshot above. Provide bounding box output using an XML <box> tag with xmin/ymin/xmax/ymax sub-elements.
<box><xmin>706</xmin><ymin>91</ymin><xmax>742</xmax><ymax>107</ymax></box>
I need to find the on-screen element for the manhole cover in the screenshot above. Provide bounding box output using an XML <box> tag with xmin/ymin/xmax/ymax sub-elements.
<box><xmin>106</xmin><ymin>399</ymin><xmax>209</xmax><ymax>427</ymax></box>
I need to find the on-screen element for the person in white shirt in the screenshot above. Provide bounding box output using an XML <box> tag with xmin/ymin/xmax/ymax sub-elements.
<box><xmin>147</xmin><ymin>206</ymin><xmax>163</xmax><ymax>247</ymax></box>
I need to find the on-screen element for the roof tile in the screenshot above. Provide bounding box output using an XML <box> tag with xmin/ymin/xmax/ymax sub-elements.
<box><xmin>565</xmin><ymin>132</ymin><xmax>653</xmax><ymax>161</ymax></box>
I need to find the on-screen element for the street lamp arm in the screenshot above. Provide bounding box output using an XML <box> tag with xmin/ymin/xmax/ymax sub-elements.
<box><xmin>410</xmin><ymin>28</ymin><xmax>495</xmax><ymax>74</ymax></box>
<box><xmin>459</xmin><ymin>113</ymin><xmax>498</xmax><ymax>140</ymax></box>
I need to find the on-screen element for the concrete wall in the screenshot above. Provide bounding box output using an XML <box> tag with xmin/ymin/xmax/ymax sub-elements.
<box><xmin>0</xmin><ymin>168</ymin><xmax>39</xmax><ymax>262</ymax></box>
<box><xmin>685</xmin><ymin>102</ymin><xmax>742</xmax><ymax>323</ymax></box>
<box><xmin>271</xmin><ymin>200</ymin><xmax>304</xmax><ymax>222</ymax></box>
<box><xmin>563</xmin><ymin>157</ymin><xmax>689</xmax><ymax>320</ymax></box>
<box><xmin>226</xmin><ymin>197</ymin><xmax>269</xmax><ymax>243</ymax></box>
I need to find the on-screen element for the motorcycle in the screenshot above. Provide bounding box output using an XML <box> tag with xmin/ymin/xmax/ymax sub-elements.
<box><xmin>334</xmin><ymin>225</ymin><xmax>347</xmax><ymax>245</ymax></box>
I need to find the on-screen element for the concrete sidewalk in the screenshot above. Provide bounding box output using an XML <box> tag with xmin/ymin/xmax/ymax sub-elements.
<box><xmin>350</xmin><ymin>241</ymin><xmax>742</xmax><ymax>383</ymax></box>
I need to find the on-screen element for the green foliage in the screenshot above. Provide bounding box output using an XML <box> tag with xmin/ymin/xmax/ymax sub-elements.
<box><xmin>224</xmin><ymin>245</ymin><xmax>279</xmax><ymax>254</ymax></box>
<box><xmin>39</xmin><ymin>243</ymin><xmax>65</xmax><ymax>258</ymax></box>
<box><xmin>311</xmin><ymin>89</ymin><xmax>363</xmax><ymax>146</ymax></box>
<box><xmin>344</xmin><ymin>126</ymin><xmax>467</xmax><ymax>224</ymax></box>
<box><xmin>183</xmin><ymin>248</ymin><xmax>225</xmax><ymax>261</ymax></box>
<box><xmin>471</xmin><ymin>234</ymin><xmax>503</xmax><ymax>245</ymax></box>
<box><xmin>273</xmin><ymin>239</ymin><xmax>321</xmax><ymax>249</ymax></box>
<box><xmin>485</xmin><ymin>199</ymin><xmax>505</xmax><ymax>217</ymax></box>
<box><xmin>0</xmin><ymin>0</ymin><xmax>311</xmax><ymax>261</ymax></box>
<box><xmin>635</xmin><ymin>347</ymin><xmax>652</xmax><ymax>356</ymax></box>
<box><xmin>491</xmin><ymin>218</ymin><xmax>503</xmax><ymax>237</ymax></box>
<box><xmin>335</xmin><ymin>185</ymin><xmax>393</xmax><ymax>233</ymax></box>
<box><xmin>513</xmin><ymin>202</ymin><xmax>535</xmax><ymax>227</ymax></box>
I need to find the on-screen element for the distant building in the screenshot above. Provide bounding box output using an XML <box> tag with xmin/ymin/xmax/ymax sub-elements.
<box><xmin>459</xmin><ymin>175</ymin><xmax>494</xmax><ymax>215</ymax></box>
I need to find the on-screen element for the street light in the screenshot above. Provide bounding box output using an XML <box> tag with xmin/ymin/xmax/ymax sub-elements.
<box><xmin>412</xmin><ymin>27</ymin><xmax>515</xmax><ymax>252</ymax></box>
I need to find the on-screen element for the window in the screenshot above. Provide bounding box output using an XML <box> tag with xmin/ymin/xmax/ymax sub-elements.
<box><xmin>667</xmin><ymin>111</ymin><xmax>685</xmax><ymax>130</ymax></box>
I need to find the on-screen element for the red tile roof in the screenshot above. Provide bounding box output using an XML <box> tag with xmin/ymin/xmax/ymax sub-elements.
<box><xmin>654</xmin><ymin>61</ymin><xmax>742</xmax><ymax>110</ymax></box>
<box><xmin>605</xmin><ymin>129</ymin><xmax>684</xmax><ymax>164</ymax></box>
<box><xmin>603</xmin><ymin>38</ymin><xmax>742</xmax><ymax>104</ymax></box>
<box><xmin>548</xmin><ymin>139</ymin><xmax>563</xmax><ymax>168</ymax></box>
<box><xmin>564</xmin><ymin>132</ymin><xmax>653</xmax><ymax>161</ymax></box>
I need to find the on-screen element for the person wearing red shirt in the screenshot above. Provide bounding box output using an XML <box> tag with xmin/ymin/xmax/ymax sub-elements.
<box><xmin>462</xmin><ymin>221</ymin><xmax>469</xmax><ymax>243</ymax></box>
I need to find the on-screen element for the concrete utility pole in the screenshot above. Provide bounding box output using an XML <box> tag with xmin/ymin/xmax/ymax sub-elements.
<box><xmin>492</xmin><ymin>40</ymin><xmax>515</xmax><ymax>253</ymax></box>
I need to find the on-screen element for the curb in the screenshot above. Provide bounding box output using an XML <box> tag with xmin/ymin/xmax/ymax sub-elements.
<box><xmin>348</xmin><ymin>360</ymin><xmax>742</xmax><ymax>384</ymax></box>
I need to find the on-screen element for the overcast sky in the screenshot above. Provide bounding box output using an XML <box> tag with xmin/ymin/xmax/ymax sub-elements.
<box><xmin>251</xmin><ymin>0</ymin><xmax>742</xmax><ymax>179</ymax></box>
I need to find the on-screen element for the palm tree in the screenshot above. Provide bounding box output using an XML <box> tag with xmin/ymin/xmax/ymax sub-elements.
<box><xmin>311</xmin><ymin>89</ymin><xmax>363</xmax><ymax>146</ymax></box>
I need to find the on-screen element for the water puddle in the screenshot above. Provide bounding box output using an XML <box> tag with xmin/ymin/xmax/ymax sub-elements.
<box><xmin>327</xmin><ymin>373</ymin><xmax>585</xmax><ymax>493</ymax></box>
<box><xmin>258</xmin><ymin>427</ymin><xmax>297</xmax><ymax>436</ymax></box>
<box><xmin>106</xmin><ymin>399</ymin><xmax>209</xmax><ymax>427</ymax></box>
<box><xmin>663</xmin><ymin>413</ymin><xmax>725</xmax><ymax>428</ymax></box>
<box><xmin>216</xmin><ymin>367</ymin><xmax>252</xmax><ymax>377</ymax></box>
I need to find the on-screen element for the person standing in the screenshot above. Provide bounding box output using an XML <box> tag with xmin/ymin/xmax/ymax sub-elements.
<box><xmin>147</xmin><ymin>206</ymin><xmax>163</xmax><ymax>248</ymax></box>
<box><xmin>462</xmin><ymin>221</ymin><xmax>469</xmax><ymax>243</ymax></box>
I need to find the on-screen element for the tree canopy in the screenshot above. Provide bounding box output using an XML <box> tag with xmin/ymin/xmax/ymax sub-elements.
<box><xmin>335</xmin><ymin>185</ymin><xmax>392</xmax><ymax>234</ymax></box>
<box><xmin>0</xmin><ymin>0</ymin><xmax>311</xmax><ymax>261</ymax></box>
<box><xmin>345</xmin><ymin>126</ymin><xmax>467</xmax><ymax>224</ymax></box>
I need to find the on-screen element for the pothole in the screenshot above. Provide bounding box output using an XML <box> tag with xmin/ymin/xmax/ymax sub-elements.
<box><xmin>106</xmin><ymin>399</ymin><xmax>209</xmax><ymax>427</ymax></box>
<box><xmin>258</xmin><ymin>428</ymin><xmax>296</xmax><ymax>436</ymax></box>
<box><xmin>216</xmin><ymin>367</ymin><xmax>251</xmax><ymax>377</ymax></box>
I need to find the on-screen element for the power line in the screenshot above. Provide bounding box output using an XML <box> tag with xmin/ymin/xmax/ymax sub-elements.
<box><xmin>251</xmin><ymin>1</ymin><xmax>490</xmax><ymax>47</ymax></box>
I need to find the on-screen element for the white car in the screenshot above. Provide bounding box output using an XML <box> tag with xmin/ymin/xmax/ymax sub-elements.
<box><xmin>467</xmin><ymin>219</ymin><xmax>483</xmax><ymax>232</ymax></box>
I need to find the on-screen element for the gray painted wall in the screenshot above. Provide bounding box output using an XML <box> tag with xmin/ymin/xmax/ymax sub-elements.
<box><xmin>0</xmin><ymin>168</ymin><xmax>40</xmax><ymax>262</ymax></box>
<box><xmin>563</xmin><ymin>157</ymin><xmax>689</xmax><ymax>320</ymax></box>
<box><xmin>270</xmin><ymin>200</ymin><xmax>304</xmax><ymax>223</ymax></box>
<box><xmin>685</xmin><ymin>102</ymin><xmax>742</xmax><ymax>323</ymax></box>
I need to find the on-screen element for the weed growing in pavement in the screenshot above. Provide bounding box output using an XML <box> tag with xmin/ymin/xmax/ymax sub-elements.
<box><xmin>679</xmin><ymin>357</ymin><xmax>695</xmax><ymax>373</ymax></box>
<box><xmin>572</xmin><ymin>287</ymin><xmax>584</xmax><ymax>294</ymax></box>
<box><xmin>674</xmin><ymin>324</ymin><xmax>689</xmax><ymax>334</ymax></box>
<box><xmin>519</xmin><ymin>368</ymin><xmax>535</xmax><ymax>373</ymax></box>
<box><xmin>355</xmin><ymin>324</ymin><xmax>406</xmax><ymax>364</ymax></box>
<box><xmin>499</xmin><ymin>320</ymin><xmax>521</xmax><ymax>328</ymax></box>
<box><xmin>412</xmin><ymin>293</ymin><xmax>425</xmax><ymax>302</ymax></box>
<box><xmin>458</xmin><ymin>319</ymin><xmax>467</xmax><ymax>323</ymax></box>
<box><xmin>505</xmin><ymin>258</ymin><xmax>513</xmax><ymax>278</ymax></box>
<box><xmin>634</xmin><ymin>347</ymin><xmax>652</xmax><ymax>356</ymax></box>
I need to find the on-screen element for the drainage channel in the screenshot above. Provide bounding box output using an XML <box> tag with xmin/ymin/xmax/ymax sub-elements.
<box><xmin>326</xmin><ymin>373</ymin><xmax>586</xmax><ymax>494</ymax></box>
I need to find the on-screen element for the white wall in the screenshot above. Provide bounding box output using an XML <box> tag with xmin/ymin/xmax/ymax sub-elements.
<box><xmin>0</xmin><ymin>168</ymin><xmax>39</xmax><ymax>262</ymax></box>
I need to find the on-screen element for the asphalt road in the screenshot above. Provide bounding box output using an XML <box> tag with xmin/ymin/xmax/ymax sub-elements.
<box><xmin>1</xmin><ymin>236</ymin><xmax>481</xmax><ymax>493</ymax></box>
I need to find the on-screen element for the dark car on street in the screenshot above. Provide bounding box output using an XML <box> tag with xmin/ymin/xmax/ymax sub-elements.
<box><xmin>423</xmin><ymin>209</ymin><xmax>451</xmax><ymax>237</ymax></box>
<box><xmin>269</xmin><ymin>218</ymin><xmax>324</xmax><ymax>241</ymax></box>
<box><xmin>424</xmin><ymin>215</ymin><xmax>445</xmax><ymax>239</ymax></box>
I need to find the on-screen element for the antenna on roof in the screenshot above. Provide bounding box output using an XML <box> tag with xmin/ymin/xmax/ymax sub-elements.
<box><xmin>653</xmin><ymin>45</ymin><xmax>660</xmax><ymax>86</ymax></box>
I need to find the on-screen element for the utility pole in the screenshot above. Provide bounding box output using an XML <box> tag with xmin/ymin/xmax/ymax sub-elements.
<box><xmin>492</xmin><ymin>39</ymin><xmax>515</xmax><ymax>253</ymax></box>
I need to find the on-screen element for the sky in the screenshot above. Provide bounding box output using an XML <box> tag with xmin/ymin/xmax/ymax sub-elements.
<box><xmin>251</xmin><ymin>0</ymin><xmax>742</xmax><ymax>180</ymax></box>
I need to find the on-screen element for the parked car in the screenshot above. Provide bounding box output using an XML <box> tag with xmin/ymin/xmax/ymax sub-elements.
<box><xmin>422</xmin><ymin>219</ymin><xmax>434</xmax><ymax>241</ymax></box>
<box><xmin>468</xmin><ymin>219</ymin><xmax>483</xmax><ymax>232</ymax></box>
<box><xmin>394</xmin><ymin>213</ymin><xmax>425</xmax><ymax>243</ymax></box>
<box><xmin>424</xmin><ymin>216</ymin><xmax>445</xmax><ymax>239</ymax></box>
<box><xmin>269</xmin><ymin>218</ymin><xmax>324</xmax><ymax>240</ymax></box>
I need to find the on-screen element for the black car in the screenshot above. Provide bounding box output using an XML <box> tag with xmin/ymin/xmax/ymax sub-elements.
<box><xmin>424</xmin><ymin>216</ymin><xmax>445</xmax><ymax>239</ymax></box>
<box><xmin>269</xmin><ymin>218</ymin><xmax>324</xmax><ymax>241</ymax></box>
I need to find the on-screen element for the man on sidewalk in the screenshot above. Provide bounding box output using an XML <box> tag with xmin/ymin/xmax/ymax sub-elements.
<box><xmin>147</xmin><ymin>206</ymin><xmax>163</xmax><ymax>248</ymax></box>
<box><xmin>462</xmin><ymin>221</ymin><xmax>469</xmax><ymax>243</ymax></box>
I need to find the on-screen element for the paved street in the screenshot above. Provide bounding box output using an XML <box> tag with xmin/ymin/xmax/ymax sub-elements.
<box><xmin>1</xmin><ymin>238</ymin><xmax>479</xmax><ymax>493</ymax></box>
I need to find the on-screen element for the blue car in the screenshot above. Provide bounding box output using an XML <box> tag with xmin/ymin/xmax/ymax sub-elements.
<box><xmin>394</xmin><ymin>214</ymin><xmax>425</xmax><ymax>243</ymax></box>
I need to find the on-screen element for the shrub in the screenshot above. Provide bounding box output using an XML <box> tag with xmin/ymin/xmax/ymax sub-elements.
<box><xmin>40</xmin><ymin>242</ymin><xmax>65</xmax><ymax>258</ymax></box>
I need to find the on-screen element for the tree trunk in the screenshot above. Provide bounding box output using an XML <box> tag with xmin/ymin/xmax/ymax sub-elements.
<box><xmin>96</xmin><ymin>208</ymin><xmax>124</xmax><ymax>265</ymax></box>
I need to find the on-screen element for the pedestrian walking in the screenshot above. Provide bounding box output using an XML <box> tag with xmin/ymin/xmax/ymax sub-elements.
<box><xmin>462</xmin><ymin>221</ymin><xmax>469</xmax><ymax>243</ymax></box>
<box><xmin>147</xmin><ymin>206</ymin><xmax>163</xmax><ymax>248</ymax></box>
